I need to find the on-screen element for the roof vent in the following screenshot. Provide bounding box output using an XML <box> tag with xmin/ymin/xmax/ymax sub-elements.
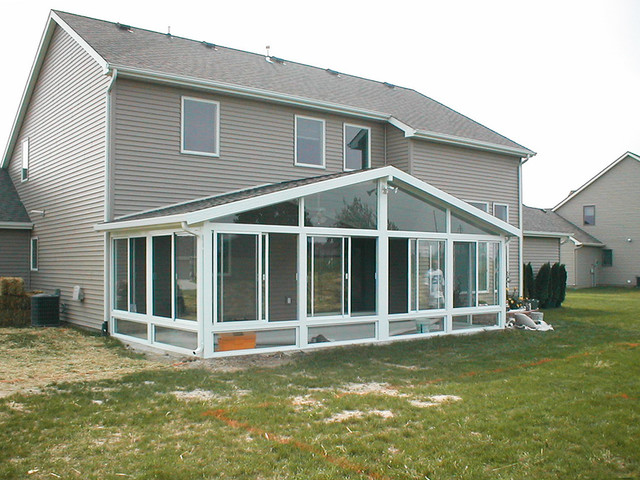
<box><xmin>116</xmin><ymin>23</ymin><xmax>133</xmax><ymax>32</ymax></box>
<box><xmin>166</xmin><ymin>26</ymin><xmax>172</xmax><ymax>38</ymax></box>
<box><xmin>326</xmin><ymin>68</ymin><xmax>340</xmax><ymax>76</ymax></box>
<box><xmin>383</xmin><ymin>82</ymin><xmax>396</xmax><ymax>89</ymax></box>
<box><xmin>271</xmin><ymin>56</ymin><xmax>286</xmax><ymax>64</ymax></box>
<box><xmin>202</xmin><ymin>41</ymin><xmax>217</xmax><ymax>50</ymax></box>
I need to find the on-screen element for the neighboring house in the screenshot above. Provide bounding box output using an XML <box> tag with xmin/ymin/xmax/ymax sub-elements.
<box><xmin>0</xmin><ymin>169</ymin><xmax>33</xmax><ymax>283</ymax></box>
<box><xmin>553</xmin><ymin>152</ymin><xmax>640</xmax><ymax>287</ymax></box>
<box><xmin>522</xmin><ymin>205</ymin><xmax>604</xmax><ymax>287</ymax></box>
<box><xmin>0</xmin><ymin>11</ymin><xmax>535</xmax><ymax>357</ymax></box>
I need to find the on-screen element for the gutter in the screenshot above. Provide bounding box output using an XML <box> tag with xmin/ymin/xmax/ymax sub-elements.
<box><xmin>0</xmin><ymin>222</ymin><xmax>34</xmax><ymax>229</ymax></box>
<box><xmin>523</xmin><ymin>230</ymin><xmax>572</xmax><ymax>238</ymax></box>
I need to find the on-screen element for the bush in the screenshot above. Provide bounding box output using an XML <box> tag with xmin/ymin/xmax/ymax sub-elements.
<box><xmin>535</xmin><ymin>263</ymin><xmax>551</xmax><ymax>308</ymax></box>
<box><xmin>556</xmin><ymin>264</ymin><xmax>568</xmax><ymax>307</ymax></box>
<box><xmin>523</xmin><ymin>263</ymin><xmax>536</xmax><ymax>300</ymax></box>
<box><xmin>549</xmin><ymin>263</ymin><xmax>560</xmax><ymax>307</ymax></box>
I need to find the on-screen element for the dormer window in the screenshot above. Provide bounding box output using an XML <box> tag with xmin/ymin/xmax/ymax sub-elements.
<box><xmin>181</xmin><ymin>97</ymin><xmax>219</xmax><ymax>157</ymax></box>
<box><xmin>295</xmin><ymin>116</ymin><xmax>325</xmax><ymax>168</ymax></box>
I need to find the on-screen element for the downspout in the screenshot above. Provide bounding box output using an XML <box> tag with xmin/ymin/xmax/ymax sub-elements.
<box><xmin>518</xmin><ymin>155</ymin><xmax>527</xmax><ymax>295</ymax></box>
<box><xmin>182</xmin><ymin>222</ymin><xmax>205</xmax><ymax>356</ymax></box>
<box><xmin>103</xmin><ymin>68</ymin><xmax>117</xmax><ymax>334</ymax></box>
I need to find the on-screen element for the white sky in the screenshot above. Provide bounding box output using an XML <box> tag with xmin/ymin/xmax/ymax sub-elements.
<box><xmin>2</xmin><ymin>0</ymin><xmax>639</xmax><ymax>208</ymax></box>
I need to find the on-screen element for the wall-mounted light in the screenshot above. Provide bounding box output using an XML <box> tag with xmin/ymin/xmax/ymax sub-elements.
<box><xmin>30</xmin><ymin>209</ymin><xmax>46</xmax><ymax>217</ymax></box>
<box><xmin>627</xmin><ymin>238</ymin><xmax>633</xmax><ymax>243</ymax></box>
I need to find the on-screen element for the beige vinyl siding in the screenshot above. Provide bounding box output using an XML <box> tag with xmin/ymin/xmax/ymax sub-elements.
<box><xmin>523</xmin><ymin>236</ymin><xmax>560</xmax><ymax>272</ymax></box>
<box><xmin>385</xmin><ymin>125</ymin><xmax>409</xmax><ymax>172</ymax></box>
<box><xmin>7</xmin><ymin>26</ymin><xmax>108</xmax><ymax>329</ymax></box>
<box><xmin>410</xmin><ymin>139</ymin><xmax>521</xmax><ymax>287</ymax></box>
<box><xmin>112</xmin><ymin>79</ymin><xmax>386</xmax><ymax>217</ymax></box>
<box><xmin>560</xmin><ymin>240</ymin><xmax>576</xmax><ymax>286</ymax></box>
<box><xmin>555</xmin><ymin>156</ymin><xmax>640</xmax><ymax>286</ymax></box>
<box><xmin>574</xmin><ymin>246</ymin><xmax>603</xmax><ymax>288</ymax></box>
<box><xmin>0</xmin><ymin>229</ymin><xmax>31</xmax><ymax>285</ymax></box>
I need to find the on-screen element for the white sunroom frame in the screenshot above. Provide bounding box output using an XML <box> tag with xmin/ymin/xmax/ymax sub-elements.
<box><xmin>98</xmin><ymin>166</ymin><xmax>518</xmax><ymax>358</ymax></box>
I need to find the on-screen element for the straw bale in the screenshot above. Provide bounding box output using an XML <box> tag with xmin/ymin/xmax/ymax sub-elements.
<box><xmin>0</xmin><ymin>277</ymin><xmax>25</xmax><ymax>296</ymax></box>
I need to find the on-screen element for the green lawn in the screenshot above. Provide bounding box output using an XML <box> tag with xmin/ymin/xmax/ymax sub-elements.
<box><xmin>1</xmin><ymin>288</ymin><xmax>639</xmax><ymax>479</ymax></box>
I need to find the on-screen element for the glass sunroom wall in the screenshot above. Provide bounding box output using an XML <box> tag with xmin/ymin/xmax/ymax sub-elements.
<box><xmin>477</xmin><ymin>242</ymin><xmax>500</xmax><ymax>306</ymax></box>
<box><xmin>453</xmin><ymin>242</ymin><xmax>476</xmax><ymax>308</ymax></box>
<box><xmin>304</xmin><ymin>181</ymin><xmax>377</xmax><ymax>229</ymax></box>
<box><xmin>217</xmin><ymin>233</ymin><xmax>259</xmax><ymax>322</ymax></box>
<box><xmin>387</xmin><ymin>183</ymin><xmax>446</xmax><ymax>233</ymax></box>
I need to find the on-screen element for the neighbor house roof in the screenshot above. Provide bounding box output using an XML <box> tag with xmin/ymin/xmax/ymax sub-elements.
<box><xmin>522</xmin><ymin>205</ymin><xmax>603</xmax><ymax>246</ymax></box>
<box><xmin>553</xmin><ymin>151</ymin><xmax>639</xmax><ymax>210</ymax></box>
<box><xmin>2</xmin><ymin>10</ymin><xmax>534</xmax><ymax>168</ymax></box>
<box><xmin>96</xmin><ymin>166</ymin><xmax>521</xmax><ymax>237</ymax></box>
<box><xmin>0</xmin><ymin>169</ymin><xmax>32</xmax><ymax>228</ymax></box>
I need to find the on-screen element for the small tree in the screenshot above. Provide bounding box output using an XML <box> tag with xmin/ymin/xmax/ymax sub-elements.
<box><xmin>556</xmin><ymin>264</ymin><xmax>568</xmax><ymax>307</ymax></box>
<box><xmin>535</xmin><ymin>263</ymin><xmax>551</xmax><ymax>308</ymax></box>
<box><xmin>549</xmin><ymin>263</ymin><xmax>560</xmax><ymax>308</ymax></box>
<box><xmin>523</xmin><ymin>263</ymin><xmax>536</xmax><ymax>300</ymax></box>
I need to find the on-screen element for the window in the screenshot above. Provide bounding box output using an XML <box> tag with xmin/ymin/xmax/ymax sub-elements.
<box><xmin>304</xmin><ymin>182</ymin><xmax>377</xmax><ymax>229</ymax></box>
<box><xmin>21</xmin><ymin>139</ymin><xmax>29</xmax><ymax>181</ymax></box>
<box><xmin>30</xmin><ymin>237</ymin><xmax>38</xmax><ymax>271</ymax></box>
<box><xmin>583</xmin><ymin>205</ymin><xmax>595</xmax><ymax>225</ymax></box>
<box><xmin>344</xmin><ymin>124</ymin><xmax>370</xmax><ymax>170</ymax></box>
<box><xmin>295</xmin><ymin>116</ymin><xmax>325</xmax><ymax>168</ymax></box>
<box><xmin>493</xmin><ymin>203</ymin><xmax>509</xmax><ymax>222</ymax></box>
<box><xmin>388</xmin><ymin>184</ymin><xmax>446</xmax><ymax>232</ymax></box>
<box><xmin>602</xmin><ymin>249</ymin><xmax>613</xmax><ymax>267</ymax></box>
<box><xmin>113</xmin><ymin>237</ymin><xmax>147</xmax><ymax>314</ymax></box>
<box><xmin>453</xmin><ymin>241</ymin><xmax>500</xmax><ymax>308</ymax></box>
<box><xmin>468</xmin><ymin>201</ymin><xmax>489</xmax><ymax>212</ymax></box>
<box><xmin>181</xmin><ymin>97</ymin><xmax>219</xmax><ymax>156</ymax></box>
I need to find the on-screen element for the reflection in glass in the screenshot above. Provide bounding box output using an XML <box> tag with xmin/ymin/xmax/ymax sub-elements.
<box><xmin>269</xmin><ymin>234</ymin><xmax>298</xmax><ymax>321</ymax></box>
<box><xmin>453</xmin><ymin>242</ymin><xmax>476</xmax><ymax>307</ymax></box>
<box><xmin>296</xmin><ymin>117</ymin><xmax>324</xmax><ymax>166</ymax></box>
<box><xmin>344</xmin><ymin>125</ymin><xmax>369</xmax><ymax>170</ymax></box>
<box><xmin>388</xmin><ymin>184</ymin><xmax>446</xmax><ymax>232</ymax></box>
<box><xmin>129</xmin><ymin>237</ymin><xmax>146</xmax><ymax>314</ymax></box>
<box><xmin>452</xmin><ymin>313</ymin><xmax>498</xmax><ymax>330</ymax></box>
<box><xmin>154</xmin><ymin>326</ymin><xmax>197</xmax><ymax>350</ymax></box>
<box><xmin>308</xmin><ymin>323</ymin><xmax>376</xmax><ymax>343</ymax></box>
<box><xmin>153</xmin><ymin>235</ymin><xmax>172</xmax><ymax>318</ymax></box>
<box><xmin>217</xmin><ymin>234</ymin><xmax>258</xmax><ymax>322</ymax></box>
<box><xmin>305</xmin><ymin>182</ymin><xmax>377</xmax><ymax>229</ymax></box>
<box><xmin>114</xmin><ymin>319</ymin><xmax>147</xmax><ymax>339</ymax></box>
<box><xmin>477</xmin><ymin>242</ymin><xmax>500</xmax><ymax>306</ymax></box>
<box><xmin>175</xmin><ymin>235</ymin><xmax>197</xmax><ymax>321</ymax></box>
<box><xmin>114</xmin><ymin>239</ymin><xmax>128</xmax><ymax>311</ymax></box>
<box><xmin>389</xmin><ymin>317</ymin><xmax>444</xmax><ymax>336</ymax></box>
<box><xmin>308</xmin><ymin>237</ymin><xmax>343</xmax><ymax>316</ymax></box>
<box><xmin>215</xmin><ymin>201</ymin><xmax>299</xmax><ymax>226</ymax></box>
<box><xmin>451</xmin><ymin>213</ymin><xmax>494</xmax><ymax>235</ymax></box>
<box><xmin>214</xmin><ymin>329</ymin><xmax>297</xmax><ymax>352</ymax></box>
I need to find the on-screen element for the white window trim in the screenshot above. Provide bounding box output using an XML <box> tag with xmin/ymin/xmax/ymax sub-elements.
<box><xmin>343</xmin><ymin>123</ymin><xmax>371</xmax><ymax>171</ymax></box>
<box><xmin>30</xmin><ymin>236</ymin><xmax>38</xmax><ymax>271</ymax></box>
<box><xmin>583</xmin><ymin>205</ymin><xmax>596</xmax><ymax>226</ymax></box>
<box><xmin>493</xmin><ymin>203</ymin><xmax>509</xmax><ymax>223</ymax></box>
<box><xmin>21</xmin><ymin>138</ymin><xmax>29</xmax><ymax>182</ymax></box>
<box><xmin>294</xmin><ymin>115</ymin><xmax>326</xmax><ymax>169</ymax></box>
<box><xmin>181</xmin><ymin>96</ymin><xmax>220</xmax><ymax>157</ymax></box>
<box><xmin>467</xmin><ymin>201</ymin><xmax>489</xmax><ymax>213</ymax></box>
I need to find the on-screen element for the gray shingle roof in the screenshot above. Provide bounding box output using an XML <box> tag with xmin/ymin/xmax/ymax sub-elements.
<box><xmin>54</xmin><ymin>11</ymin><xmax>532</xmax><ymax>154</ymax></box>
<box><xmin>113</xmin><ymin>169</ymin><xmax>361</xmax><ymax>223</ymax></box>
<box><xmin>523</xmin><ymin>205</ymin><xmax>602</xmax><ymax>245</ymax></box>
<box><xmin>0</xmin><ymin>169</ymin><xmax>31</xmax><ymax>224</ymax></box>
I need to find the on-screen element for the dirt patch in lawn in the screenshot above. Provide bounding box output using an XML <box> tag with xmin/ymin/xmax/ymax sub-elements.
<box><xmin>0</xmin><ymin>327</ymin><xmax>161</xmax><ymax>398</ymax></box>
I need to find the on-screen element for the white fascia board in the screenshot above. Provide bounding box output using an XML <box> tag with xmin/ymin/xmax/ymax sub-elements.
<box><xmin>94</xmin><ymin>216</ymin><xmax>186</xmax><ymax>232</ymax></box>
<box><xmin>553</xmin><ymin>152</ymin><xmax>640</xmax><ymax>211</ymax></box>
<box><xmin>389</xmin><ymin>169</ymin><xmax>521</xmax><ymax>237</ymax></box>
<box><xmin>0</xmin><ymin>222</ymin><xmax>34</xmax><ymax>229</ymax></box>
<box><xmin>523</xmin><ymin>230</ymin><xmax>571</xmax><ymax>238</ymax></box>
<box><xmin>114</xmin><ymin>66</ymin><xmax>390</xmax><ymax>122</ymax></box>
<box><xmin>2</xmin><ymin>11</ymin><xmax>109</xmax><ymax>169</ymax></box>
<box><xmin>387</xmin><ymin>117</ymin><xmax>534</xmax><ymax>159</ymax></box>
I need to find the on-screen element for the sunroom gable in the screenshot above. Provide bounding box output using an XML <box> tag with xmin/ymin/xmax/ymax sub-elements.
<box><xmin>95</xmin><ymin>167</ymin><xmax>519</xmax><ymax>237</ymax></box>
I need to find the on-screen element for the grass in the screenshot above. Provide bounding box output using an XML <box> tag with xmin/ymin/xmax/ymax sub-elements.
<box><xmin>1</xmin><ymin>288</ymin><xmax>639</xmax><ymax>479</ymax></box>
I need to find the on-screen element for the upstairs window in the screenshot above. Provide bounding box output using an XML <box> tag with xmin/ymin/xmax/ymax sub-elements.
<box><xmin>468</xmin><ymin>201</ymin><xmax>489</xmax><ymax>213</ymax></box>
<box><xmin>602</xmin><ymin>249</ymin><xmax>613</xmax><ymax>267</ymax></box>
<box><xmin>344</xmin><ymin>124</ymin><xmax>370</xmax><ymax>170</ymax></box>
<box><xmin>295</xmin><ymin>116</ymin><xmax>325</xmax><ymax>168</ymax></box>
<box><xmin>493</xmin><ymin>203</ymin><xmax>509</xmax><ymax>222</ymax></box>
<box><xmin>583</xmin><ymin>205</ymin><xmax>595</xmax><ymax>225</ymax></box>
<box><xmin>21</xmin><ymin>139</ymin><xmax>29</xmax><ymax>181</ymax></box>
<box><xmin>181</xmin><ymin>97</ymin><xmax>219</xmax><ymax>156</ymax></box>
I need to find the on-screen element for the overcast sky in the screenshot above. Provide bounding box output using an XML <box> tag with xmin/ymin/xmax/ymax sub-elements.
<box><xmin>2</xmin><ymin>0</ymin><xmax>639</xmax><ymax>207</ymax></box>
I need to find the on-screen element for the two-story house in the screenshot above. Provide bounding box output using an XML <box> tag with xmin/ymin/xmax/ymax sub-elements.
<box><xmin>0</xmin><ymin>11</ymin><xmax>534</xmax><ymax>357</ymax></box>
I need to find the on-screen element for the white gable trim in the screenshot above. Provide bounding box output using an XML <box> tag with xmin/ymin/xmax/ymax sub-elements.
<box><xmin>523</xmin><ymin>230</ymin><xmax>571</xmax><ymax>239</ymax></box>
<box><xmin>1</xmin><ymin>11</ymin><xmax>109</xmax><ymax>169</ymax></box>
<box><xmin>95</xmin><ymin>167</ymin><xmax>521</xmax><ymax>237</ymax></box>
<box><xmin>553</xmin><ymin>151</ymin><xmax>640</xmax><ymax>211</ymax></box>
<box><xmin>0</xmin><ymin>222</ymin><xmax>34</xmax><ymax>230</ymax></box>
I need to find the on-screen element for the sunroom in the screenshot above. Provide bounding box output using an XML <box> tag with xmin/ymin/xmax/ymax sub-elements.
<box><xmin>97</xmin><ymin>167</ymin><xmax>519</xmax><ymax>357</ymax></box>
